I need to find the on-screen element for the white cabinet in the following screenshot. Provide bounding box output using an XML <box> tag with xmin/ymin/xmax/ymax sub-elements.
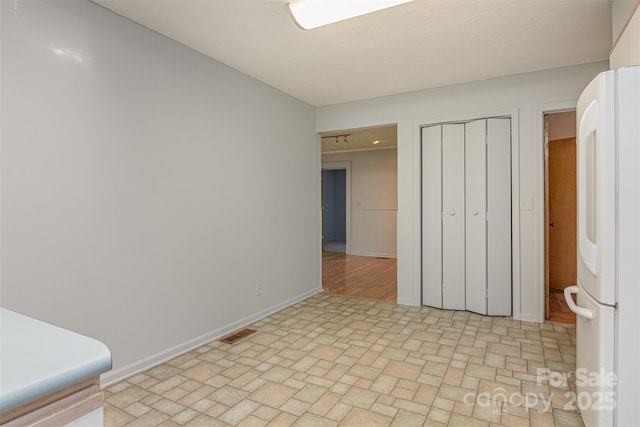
<box><xmin>0</xmin><ymin>309</ymin><xmax>111</xmax><ymax>427</ymax></box>
<box><xmin>421</xmin><ymin>118</ymin><xmax>512</xmax><ymax>315</ymax></box>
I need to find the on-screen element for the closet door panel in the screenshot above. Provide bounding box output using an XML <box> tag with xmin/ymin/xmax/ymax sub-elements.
<box><xmin>487</xmin><ymin>118</ymin><xmax>512</xmax><ymax>315</ymax></box>
<box><xmin>422</xmin><ymin>125</ymin><xmax>442</xmax><ymax>308</ymax></box>
<box><xmin>442</xmin><ymin>124</ymin><xmax>466</xmax><ymax>310</ymax></box>
<box><xmin>465</xmin><ymin>120</ymin><xmax>487</xmax><ymax>315</ymax></box>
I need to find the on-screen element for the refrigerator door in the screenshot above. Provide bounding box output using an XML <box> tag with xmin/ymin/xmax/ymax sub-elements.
<box><xmin>614</xmin><ymin>65</ymin><xmax>640</xmax><ymax>427</ymax></box>
<box><xmin>566</xmin><ymin>285</ymin><xmax>615</xmax><ymax>427</ymax></box>
<box><xmin>576</xmin><ymin>70</ymin><xmax>616</xmax><ymax>305</ymax></box>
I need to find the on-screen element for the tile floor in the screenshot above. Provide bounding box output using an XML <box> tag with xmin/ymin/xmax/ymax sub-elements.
<box><xmin>104</xmin><ymin>294</ymin><xmax>583</xmax><ymax>427</ymax></box>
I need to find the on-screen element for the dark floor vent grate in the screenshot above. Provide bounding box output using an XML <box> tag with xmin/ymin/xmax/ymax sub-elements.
<box><xmin>220</xmin><ymin>328</ymin><xmax>257</xmax><ymax>344</ymax></box>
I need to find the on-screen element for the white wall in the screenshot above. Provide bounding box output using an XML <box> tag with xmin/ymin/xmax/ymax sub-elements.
<box><xmin>317</xmin><ymin>61</ymin><xmax>608</xmax><ymax>317</ymax></box>
<box><xmin>322</xmin><ymin>149</ymin><xmax>397</xmax><ymax>257</ymax></box>
<box><xmin>0</xmin><ymin>0</ymin><xmax>320</xmax><ymax>383</ymax></box>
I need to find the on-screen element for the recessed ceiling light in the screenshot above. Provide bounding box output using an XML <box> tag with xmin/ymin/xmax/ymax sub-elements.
<box><xmin>287</xmin><ymin>0</ymin><xmax>414</xmax><ymax>30</ymax></box>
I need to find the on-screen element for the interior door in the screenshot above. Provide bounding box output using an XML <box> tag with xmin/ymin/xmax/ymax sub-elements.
<box><xmin>548</xmin><ymin>137</ymin><xmax>577</xmax><ymax>291</ymax></box>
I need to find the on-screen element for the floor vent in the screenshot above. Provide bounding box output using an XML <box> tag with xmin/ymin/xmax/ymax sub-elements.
<box><xmin>220</xmin><ymin>328</ymin><xmax>257</xmax><ymax>344</ymax></box>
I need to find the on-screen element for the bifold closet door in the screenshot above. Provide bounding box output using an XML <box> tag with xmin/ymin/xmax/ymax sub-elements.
<box><xmin>441</xmin><ymin>124</ymin><xmax>466</xmax><ymax>310</ymax></box>
<box><xmin>464</xmin><ymin>120</ymin><xmax>488</xmax><ymax>315</ymax></box>
<box><xmin>421</xmin><ymin>122</ymin><xmax>483</xmax><ymax>312</ymax></box>
<box><xmin>421</xmin><ymin>118</ymin><xmax>512</xmax><ymax>315</ymax></box>
<box><xmin>421</xmin><ymin>125</ymin><xmax>443</xmax><ymax>308</ymax></box>
<box><xmin>487</xmin><ymin>118</ymin><xmax>512</xmax><ymax>315</ymax></box>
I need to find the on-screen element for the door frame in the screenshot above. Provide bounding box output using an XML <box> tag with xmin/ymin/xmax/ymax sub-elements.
<box><xmin>544</xmin><ymin>114</ymin><xmax>550</xmax><ymax>319</ymax></box>
<box><xmin>415</xmin><ymin>108</ymin><xmax>520</xmax><ymax>318</ymax></box>
<box><xmin>321</xmin><ymin>161</ymin><xmax>351</xmax><ymax>254</ymax></box>
<box><xmin>536</xmin><ymin>101</ymin><xmax>578</xmax><ymax>322</ymax></box>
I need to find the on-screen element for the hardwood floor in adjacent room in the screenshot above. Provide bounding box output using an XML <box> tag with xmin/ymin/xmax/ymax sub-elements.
<box><xmin>322</xmin><ymin>251</ymin><xmax>397</xmax><ymax>303</ymax></box>
<box><xmin>548</xmin><ymin>288</ymin><xmax>576</xmax><ymax>325</ymax></box>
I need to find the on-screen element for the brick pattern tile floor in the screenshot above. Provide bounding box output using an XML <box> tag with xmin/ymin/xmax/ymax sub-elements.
<box><xmin>103</xmin><ymin>294</ymin><xmax>583</xmax><ymax>427</ymax></box>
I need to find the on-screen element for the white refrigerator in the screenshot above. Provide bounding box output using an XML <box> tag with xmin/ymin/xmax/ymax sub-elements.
<box><xmin>565</xmin><ymin>65</ymin><xmax>640</xmax><ymax>427</ymax></box>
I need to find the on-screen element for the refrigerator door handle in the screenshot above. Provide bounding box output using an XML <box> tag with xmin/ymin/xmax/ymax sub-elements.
<box><xmin>577</xmin><ymin>100</ymin><xmax>599</xmax><ymax>276</ymax></box>
<box><xmin>564</xmin><ymin>286</ymin><xmax>594</xmax><ymax>320</ymax></box>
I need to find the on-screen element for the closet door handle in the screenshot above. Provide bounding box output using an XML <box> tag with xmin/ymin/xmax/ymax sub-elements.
<box><xmin>449</xmin><ymin>211</ymin><xmax>456</xmax><ymax>216</ymax></box>
<box><xmin>472</xmin><ymin>210</ymin><xmax>479</xmax><ymax>216</ymax></box>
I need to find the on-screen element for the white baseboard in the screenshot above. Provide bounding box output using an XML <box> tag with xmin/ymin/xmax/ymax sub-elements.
<box><xmin>347</xmin><ymin>251</ymin><xmax>397</xmax><ymax>259</ymax></box>
<box><xmin>101</xmin><ymin>286</ymin><xmax>322</xmax><ymax>387</ymax></box>
<box><xmin>518</xmin><ymin>313</ymin><xmax>540</xmax><ymax>323</ymax></box>
<box><xmin>396</xmin><ymin>297</ymin><xmax>419</xmax><ymax>306</ymax></box>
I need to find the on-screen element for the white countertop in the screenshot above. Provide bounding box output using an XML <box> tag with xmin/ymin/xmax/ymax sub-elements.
<box><xmin>0</xmin><ymin>308</ymin><xmax>112</xmax><ymax>414</ymax></box>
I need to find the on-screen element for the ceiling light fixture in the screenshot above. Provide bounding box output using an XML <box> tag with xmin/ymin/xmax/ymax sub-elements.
<box><xmin>372</xmin><ymin>140</ymin><xmax>380</xmax><ymax>144</ymax></box>
<box><xmin>287</xmin><ymin>0</ymin><xmax>414</xmax><ymax>30</ymax></box>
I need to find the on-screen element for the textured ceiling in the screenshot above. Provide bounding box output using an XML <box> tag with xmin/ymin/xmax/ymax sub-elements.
<box><xmin>94</xmin><ymin>0</ymin><xmax>612</xmax><ymax>107</ymax></box>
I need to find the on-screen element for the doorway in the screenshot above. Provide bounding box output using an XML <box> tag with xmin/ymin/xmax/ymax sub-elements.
<box><xmin>319</xmin><ymin>125</ymin><xmax>398</xmax><ymax>303</ymax></box>
<box><xmin>544</xmin><ymin>111</ymin><xmax>577</xmax><ymax>324</ymax></box>
<box><xmin>322</xmin><ymin>168</ymin><xmax>347</xmax><ymax>253</ymax></box>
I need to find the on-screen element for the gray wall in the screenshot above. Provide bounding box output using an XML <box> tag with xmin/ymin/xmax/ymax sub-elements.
<box><xmin>0</xmin><ymin>0</ymin><xmax>320</xmax><ymax>383</ymax></box>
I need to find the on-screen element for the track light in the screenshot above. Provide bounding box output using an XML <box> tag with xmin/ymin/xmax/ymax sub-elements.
<box><xmin>322</xmin><ymin>134</ymin><xmax>351</xmax><ymax>145</ymax></box>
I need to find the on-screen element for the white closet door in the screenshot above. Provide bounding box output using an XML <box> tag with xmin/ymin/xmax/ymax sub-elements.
<box><xmin>442</xmin><ymin>124</ymin><xmax>466</xmax><ymax>310</ymax></box>
<box><xmin>421</xmin><ymin>125</ymin><xmax>442</xmax><ymax>308</ymax></box>
<box><xmin>487</xmin><ymin>118</ymin><xmax>512</xmax><ymax>315</ymax></box>
<box><xmin>464</xmin><ymin>120</ymin><xmax>488</xmax><ymax>315</ymax></box>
